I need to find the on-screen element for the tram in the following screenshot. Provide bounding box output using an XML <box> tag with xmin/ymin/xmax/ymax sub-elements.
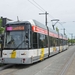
<box><xmin>1</xmin><ymin>19</ymin><xmax>68</xmax><ymax>64</ymax></box>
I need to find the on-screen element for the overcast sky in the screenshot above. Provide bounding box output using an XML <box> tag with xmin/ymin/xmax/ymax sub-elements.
<box><xmin>0</xmin><ymin>0</ymin><xmax>75</xmax><ymax>38</ymax></box>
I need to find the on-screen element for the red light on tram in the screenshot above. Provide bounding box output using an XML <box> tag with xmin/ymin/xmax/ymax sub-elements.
<box><xmin>2</xmin><ymin>58</ymin><xmax>5</xmax><ymax>62</ymax></box>
<box><xmin>23</xmin><ymin>58</ymin><xmax>25</xmax><ymax>63</ymax></box>
<box><xmin>2</xmin><ymin>58</ymin><xmax>4</xmax><ymax>60</ymax></box>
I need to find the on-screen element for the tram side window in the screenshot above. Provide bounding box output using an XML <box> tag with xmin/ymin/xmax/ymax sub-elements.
<box><xmin>60</xmin><ymin>39</ymin><xmax>63</xmax><ymax>45</ymax></box>
<box><xmin>61</xmin><ymin>39</ymin><xmax>63</xmax><ymax>45</ymax></box>
<box><xmin>56</xmin><ymin>38</ymin><xmax>59</xmax><ymax>46</ymax></box>
<box><xmin>66</xmin><ymin>40</ymin><xmax>68</xmax><ymax>45</ymax></box>
<box><xmin>58</xmin><ymin>38</ymin><xmax>60</xmax><ymax>46</ymax></box>
<box><xmin>63</xmin><ymin>40</ymin><xmax>65</xmax><ymax>45</ymax></box>
<box><xmin>59</xmin><ymin>39</ymin><xmax>61</xmax><ymax>46</ymax></box>
<box><xmin>33</xmin><ymin>32</ymin><xmax>37</xmax><ymax>48</ymax></box>
<box><xmin>50</xmin><ymin>37</ymin><xmax>55</xmax><ymax>47</ymax></box>
<box><xmin>60</xmin><ymin>39</ymin><xmax>61</xmax><ymax>45</ymax></box>
<box><xmin>49</xmin><ymin>37</ymin><xmax>52</xmax><ymax>47</ymax></box>
<box><xmin>51</xmin><ymin>37</ymin><xmax>54</xmax><ymax>46</ymax></box>
<box><xmin>57</xmin><ymin>38</ymin><xmax>59</xmax><ymax>46</ymax></box>
<box><xmin>54</xmin><ymin>38</ymin><xmax>57</xmax><ymax>46</ymax></box>
<box><xmin>65</xmin><ymin>40</ymin><xmax>67</xmax><ymax>45</ymax></box>
<box><xmin>56</xmin><ymin>38</ymin><xmax>58</xmax><ymax>46</ymax></box>
<box><xmin>53</xmin><ymin>38</ymin><xmax>56</xmax><ymax>46</ymax></box>
<box><xmin>44</xmin><ymin>35</ymin><xmax>48</xmax><ymax>47</ymax></box>
<box><xmin>63</xmin><ymin>40</ymin><xmax>67</xmax><ymax>45</ymax></box>
<box><xmin>39</xmin><ymin>34</ymin><xmax>46</xmax><ymax>48</ymax></box>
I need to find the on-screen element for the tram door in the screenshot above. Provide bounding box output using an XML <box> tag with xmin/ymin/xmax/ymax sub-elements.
<box><xmin>39</xmin><ymin>34</ymin><xmax>45</xmax><ymax>60</ymax></box>
<box><xmin>33</xmin><ymin>32</ymin><xmax>39</xmax><ymax>57</ymax></box>
<box><xmin>33</xmin><ymin>31</ymin><xmax>45</xmax><ymax>60</ymax></box>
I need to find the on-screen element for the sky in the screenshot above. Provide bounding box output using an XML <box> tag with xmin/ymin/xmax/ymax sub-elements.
<box><xmin>0</xmin><ymin>0</ymin><xmax>75</xmax><ymax>39</ymax></box>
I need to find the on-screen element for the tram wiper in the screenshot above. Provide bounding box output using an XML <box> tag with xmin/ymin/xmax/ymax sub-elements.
<box><xmin>13</xmin><ymin>40</ymin><xmax>25</xmax><ymax>50</ymax></box>
<box><xmin>13</xmin><ymin>38</ymin><xmax>29</xmax><ymax>50</ymax></box>
<box><xmin>7</xmin><ymin>39</ymin><xmax>14</xmax><ymax>44</ymax></box>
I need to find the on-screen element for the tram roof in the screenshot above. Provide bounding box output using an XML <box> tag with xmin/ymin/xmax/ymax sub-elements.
<box><xmin>6</xmin><ymin>20</ymin><xmax>58</xmax><ymax>34</ymax></box>
<box><xmin>28</xmin><ymin>20</ymin><xmax>67</xmax><ymax>39</ymax></box>
<box><xmin>6</xmin><ymin>21</ymin><xmax>30</xmax><ymax>25</ymax></box>
<box><xmin>6</xmin><ymin>19</ymin><xmax>66</xmax><ymax>37</ymax></box>
<box><xmin>28</xmin><ymin>19</ymin><xmax>58</xmax><ymax>34</ymax></box>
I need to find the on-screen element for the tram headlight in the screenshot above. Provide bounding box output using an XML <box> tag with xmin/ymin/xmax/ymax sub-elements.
<box><xmin>21</xmin><ymin>52</ymin><xmax>26</xmax><ymax>55</ymax></box>
<box><xmin>3</xmin><ymin>53</ymin><xmax>7</xmax><ymax>55</ymax></box>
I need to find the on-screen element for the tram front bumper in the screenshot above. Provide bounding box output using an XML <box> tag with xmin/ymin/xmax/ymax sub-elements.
<box><xmin>1</xmin><ymin>58</ymin><xmax>32</xmax><ymax>64</ymax></box>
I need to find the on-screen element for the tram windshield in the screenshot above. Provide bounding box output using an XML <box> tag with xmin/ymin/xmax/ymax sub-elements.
<box><xmin>4</xmin><ymin>25</ymin><xmax>31</xmax><ymax>49</ymax></box>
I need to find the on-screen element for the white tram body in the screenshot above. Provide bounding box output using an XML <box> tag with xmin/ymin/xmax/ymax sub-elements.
<box><xmin>1</xmin><ymin>20</ymin><xmax>68</xmax><ymax>64</ymax></box>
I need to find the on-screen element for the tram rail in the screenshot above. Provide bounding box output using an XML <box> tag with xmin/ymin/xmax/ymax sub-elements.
<box><xmin>0</xmin><ymin>64</ymin><xmax>14</xmax><ymax>71</ymax></box>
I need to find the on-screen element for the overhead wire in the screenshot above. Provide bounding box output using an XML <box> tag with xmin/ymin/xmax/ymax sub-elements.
<box><xmin>28</xmin><ymin>0</ymin><xmax>44</xmax><ymax>12</ymax></box>
<box><xmin>58</xmin><ymin>22</ymin><xmax>70</xmax><ymax>35</ymax></box>
<box><xmin>58</xmin><ymin>22</ymin><xmax>64</xmax><ymax>28</ymax></box>
<box><xmin>33</xmin><ymin>0</ymin><xmax>54</xmax><ymax>19</ymax></box>
<box><xmin>32</xmin><ymin>0</ymin><xmax>46</xmax><ymax>11</ymax></box>
<box><xmin>28</xmin><ymin>0</ymin><xmax>71</xmax><ymax>36</ymax></box>
<box><xmin>29</xmin><ymin>0</ymin><xmax>54</xmax><ymax>19</ymax></box>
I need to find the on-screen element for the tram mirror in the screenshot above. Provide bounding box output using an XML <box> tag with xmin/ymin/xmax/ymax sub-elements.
<box><xmin>26</xmin><ymin>40</ymin><xmax>29</xmax><ymax>43</ymax></box>
<box><xmin>7</xmin><ymin>39</ymin><xmax>14</xmax><ymax>44</ymax></box>
<box><xmin>25</xmin><ymin>33</ymin><xmax>29</xmax><ymax>39</ymax></box>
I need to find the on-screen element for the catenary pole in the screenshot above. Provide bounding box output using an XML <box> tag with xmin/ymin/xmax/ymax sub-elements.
<box><xmin>39</xmin><ymin>11</ymin><xmax>50</xmax><ymax>57</ymax></box>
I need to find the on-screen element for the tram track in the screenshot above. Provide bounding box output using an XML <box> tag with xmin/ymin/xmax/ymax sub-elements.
<box><xmin>0</xmin><ymin>67</ymin><xmax>19</xmax><ymax>75</ymax></box>
<box><xmin>0</xmin><ymin>65</ymin><xmax>23</xmax><ymax>75</ymax></box>
<box><xmin>0</xmin><ymin>64</ymin><xmax>14</xmax><ymax>71</ymax></box>
<box><xmin>0</xmin><ymin>64</ymin><xmax>32</xmax><ymax>75</ymax></box>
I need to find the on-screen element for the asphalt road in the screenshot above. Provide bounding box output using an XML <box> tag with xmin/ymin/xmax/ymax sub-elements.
<box><xmin>0</xmin><ymin>46</ymin><xmax>75</xmax><ymax>75</ymax></box>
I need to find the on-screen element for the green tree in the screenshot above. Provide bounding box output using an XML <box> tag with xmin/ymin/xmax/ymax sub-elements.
<box><xmin>0</xmin><ymin>18</ymin><xmax>5</xmax><ymax>34</ymax></box>
<box><xmin>68</xmin><ymin>38</ymin><xmax>75</xmax><ymax>44</ymax></box>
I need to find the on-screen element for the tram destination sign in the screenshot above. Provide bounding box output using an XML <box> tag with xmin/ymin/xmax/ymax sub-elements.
<box><xmin>6</xmin><ymin>26</ymin><xmax>24</xmax><ymax>31</ymax></box>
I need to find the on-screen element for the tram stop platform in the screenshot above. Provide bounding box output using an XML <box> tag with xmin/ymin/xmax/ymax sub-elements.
<box><xmin>63</xmin><ymin>54</ymin><xmax>75</xmax><ymax>75</ymax></box>
<box><xmin>35</xmin><ymin>49</ymin><xmax>75</xmax><ymax>75</ymax></box>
